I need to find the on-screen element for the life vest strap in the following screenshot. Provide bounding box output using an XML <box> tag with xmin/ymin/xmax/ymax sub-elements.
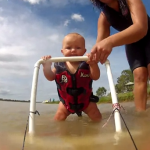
<box><xmin>90</xmin><ymin>93</ymin><xmax>99</xmax><ymax>103</ymax></box>
<box><xmin>69</xmin><ymin>103</ymin><xmax>84</xmax><ymax>110</ymax></box>
<box><xmin>67</xmin><ymin>87</ymin><xmax>85</xmax><ymax>96</ymax></box>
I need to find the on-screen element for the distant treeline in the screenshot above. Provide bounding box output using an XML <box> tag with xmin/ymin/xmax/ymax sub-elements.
<box><xmin>0</xmin><ymin>98</ymin><xmax>30</xmax><ymax>103</ymax></box>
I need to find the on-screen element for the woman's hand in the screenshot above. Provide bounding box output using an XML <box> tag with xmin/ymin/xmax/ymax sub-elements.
<box><xmin>90</xmin><ymin>38</ymin><xmax>113</xmax><ymax>64</ymax></box>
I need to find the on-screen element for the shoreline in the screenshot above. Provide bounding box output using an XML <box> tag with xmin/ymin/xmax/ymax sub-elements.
<box><xmin>0</xmin><ymin>98</ymin><xmax>149</xmax><ymax>104</ymax></box>
<box><xmin>0</xmin><ymin>99</ymin><xmax>30</xmax><ymax>102</ymax></box>
<box><xmin>0</xmin><ymin>99</ymin><xmax>42</xmax><ymax>103</ymax></box>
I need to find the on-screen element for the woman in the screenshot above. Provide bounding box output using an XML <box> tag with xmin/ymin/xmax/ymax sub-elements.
<box><xmin>90</xmin><ymin>0</ymin><xmax>150</xmax><ymax>111</ymax></box>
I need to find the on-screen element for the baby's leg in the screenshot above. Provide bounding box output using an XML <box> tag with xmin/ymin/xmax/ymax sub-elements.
<box><xmin>83</xmin><ymin>102</ymin><xmax>102</xmax><ymax>122</ymax></box>
<box><xmin>54</xmin><ymin>102</ymin><xmax>70</xmax><ymax>121</ymax></box>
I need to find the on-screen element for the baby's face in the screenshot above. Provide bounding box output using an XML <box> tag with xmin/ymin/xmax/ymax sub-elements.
<box><xmin>61</xmin><ymin>35</ymin><xmax>86</xmax><ymax>57</ymax></box>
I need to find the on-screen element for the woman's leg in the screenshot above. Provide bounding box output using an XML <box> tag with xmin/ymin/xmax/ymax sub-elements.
<box><xmin>54</xmin><ymin>102</ymin><xmax>70</xmax><ymax>121</ymax></box>
<box><xmin>133</xmin><ymin>67</ymin><xmax>148</xmax><ymax>111</ymax></box>
<box><xmin>125</xmin><ymin>39</ymin><xmax>148</xmax><ymax>111</ymax></box>
<box><xmin>134</xmin><ymin>27</ymin><xmax>150</xmax><ymax>111</ymax></box>
<box><xmin>147</xmin><ymin>63</ymin><xmax>150</xmax><ymax>95</ymax></box>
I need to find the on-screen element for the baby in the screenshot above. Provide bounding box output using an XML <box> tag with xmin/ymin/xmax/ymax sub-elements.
<box><xmin>42</xmin><ymin>33</ymin><xmax>102</xmax><ymax>122</ymax></box>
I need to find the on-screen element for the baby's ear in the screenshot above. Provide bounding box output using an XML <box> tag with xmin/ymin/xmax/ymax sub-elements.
<box><xmin>61</xmin><ymin>49</ymin><xmax>63</xmax><ymax>54</ymax></box>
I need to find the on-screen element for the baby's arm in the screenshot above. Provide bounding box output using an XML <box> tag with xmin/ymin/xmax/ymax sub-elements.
<box><xmin>89</xmin><ymin>63</ymin><xmax>100</xmax><ymax>80</ymax></box>
<box><xmin>86</xmin><ymin>54</ymin><xmax>100</xmax><ymax>80</ymax></box>
<box><xmin>42</xmin><ymin>55</ymin><xmax>56</xmax><ymax>81</ymax></box>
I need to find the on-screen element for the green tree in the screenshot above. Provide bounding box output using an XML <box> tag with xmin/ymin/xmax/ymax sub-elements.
<box><xmin>96</xmin><ymin>87</ymin><xmax>107</xmax><ymax>98</ymax></box>
<box><xmin>115</xmin><ymin>84</ymin><xmax>122</xmax><ymax>93</ymax></box>
<box><xmin>115</xmin><ymin>69</ymin><xmax>134</xmax><ymax>93</ymax></box>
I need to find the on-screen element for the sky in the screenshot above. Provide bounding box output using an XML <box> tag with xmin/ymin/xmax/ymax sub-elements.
<box><xmin>0</xmin><ymin>0</ymin><xmax>150</xmax><ymax>102</ymax></box>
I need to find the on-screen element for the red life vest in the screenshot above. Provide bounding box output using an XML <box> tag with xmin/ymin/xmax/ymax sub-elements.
<box><xmin>54</xmin><ymin>61</ymin><xmax>93</xmax><ymax>115</ymax></box>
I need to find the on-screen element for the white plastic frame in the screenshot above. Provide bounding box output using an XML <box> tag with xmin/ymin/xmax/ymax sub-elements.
<box><xmin>28</xmin><ymin>56</ymin><xmax>122</xmax><ymax>134</ymax></box>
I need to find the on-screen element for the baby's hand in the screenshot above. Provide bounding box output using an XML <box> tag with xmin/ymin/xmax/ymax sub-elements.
<box><xmin>86</xmin><ymin>53</ymin><xmax>98</xmax><ymax>65</ymax></box>
<box><xmin>41</xmin><ymin>55</ymin><xmax>51</xmax><ymax>60</ymax></box>
<box><xmin>41</xmin><ymin>55</ymin><xmax>52</xmax><ymax>66</ymax></box>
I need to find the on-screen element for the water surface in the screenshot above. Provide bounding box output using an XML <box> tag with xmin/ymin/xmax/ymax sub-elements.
<box><xmin>0</xmin><ymin>101</ymin><xmax>150</xmax><ymax>150</ymax></box>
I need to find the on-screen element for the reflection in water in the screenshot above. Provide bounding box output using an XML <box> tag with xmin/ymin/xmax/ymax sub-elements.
<box><xmin>0</xmin><ymin>101</ymin><xmax>150</xmax><ymax>150</ymax></box>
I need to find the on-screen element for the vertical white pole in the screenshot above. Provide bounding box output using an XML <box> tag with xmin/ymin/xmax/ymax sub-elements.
<box><xmin>105</xmin><ymin>60</ymin><xmax>122</xmax><ymax>132</ymax></box>
<box><xmin>29</xmin><ymin>65</ymin><xmax>40</xmax><ymax>134</ymax></box>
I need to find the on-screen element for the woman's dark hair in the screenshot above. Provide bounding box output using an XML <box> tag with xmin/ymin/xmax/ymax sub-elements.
<box><xmin>90</xmin><ymin>0</ymin><xmax>105</xmax><ymax>9</ymax></box>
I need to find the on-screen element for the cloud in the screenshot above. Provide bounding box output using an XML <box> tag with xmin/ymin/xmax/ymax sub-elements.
<box><xmin>48</xmin><ymin>34</ymin><xmax>60</xmax><ymax>42</ymax></box>
<box><xmin>0</xmin><ymin>62</ymin><xmax>30</xmax><ymax>77</ymax></box>
<box><xmin>63</xmin><ymin>14</ymin><xmax>84</xmax><ymax>27</ymax></box>
<box><xmin>0</xmin><ymin>0</ymin><xmax>129</xmax><ymax>102</ymax></box>
<box><xmin>0</xmin><ymin>2</ymin><xmax>67</xmax><ymax>100</ymax></box>
<box><xmin>0</xmin><ymin>89</ymin><xmax>10</xmax><ymax>95</ymax></box>
<box><xmin>0</xmin><ymin>54</ymin><xmax>24</xmax><ymax>62</ymax></box>
<box><xmin>0</xmin><ymin>1</ymin><xmax>95</xmax><ymax>101</ymax></box>
<box><xmin>24</xmin><ymin>0</ymin><xmax>90</xmax><ymax>6</ymax></box>
<box><xmin>23</xmin><ymin>0</ymin><xmax>45</xmax><ymax>4</ymax></box>
<box><xmin>64</xmin><ymin>20</ymin><xmax>70</xmax><ymax>27</ymax></box>
<box><xmin>71</xmin><ymin>14</ymin><xmax>85</xmax><ymax>22</ymax></box>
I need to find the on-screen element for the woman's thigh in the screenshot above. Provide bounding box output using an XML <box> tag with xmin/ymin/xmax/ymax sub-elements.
<box><xmin>145</xmin><ymin>32</ymin><xmax>150</xmax><ymax>66</ymax></box>
<box><xmin>125</xmin><ymin>40</ymin><xmax>147</xmax><ymax>72</ymax></box>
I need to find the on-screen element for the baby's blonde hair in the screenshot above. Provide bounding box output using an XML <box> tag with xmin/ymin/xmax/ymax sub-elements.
<box><xmin>63</xmin><ymin>33</ymin><xmax>85</xmax><ymax>46</ymax></box>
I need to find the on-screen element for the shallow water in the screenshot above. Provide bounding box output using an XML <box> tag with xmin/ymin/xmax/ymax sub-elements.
<box><xmin>0</xmin><ymin>101</ymin><xmax>150</xmax><ymax>150</ymax></box>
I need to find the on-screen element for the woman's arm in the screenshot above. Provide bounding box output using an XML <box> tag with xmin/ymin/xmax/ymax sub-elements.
<box><xmin>90</xmin><ymin>12</ymin><xmax>110</xmax><ymax>63</ymax></box>
<box><xmin>96</xmin><ymin>12</ymin><xmax>110</xmax><ymax>42</ymax></box>
<box><xmin>108</xmin><ymin>0</ymin><xmax>148</xmax><ymax>47</ymax></box>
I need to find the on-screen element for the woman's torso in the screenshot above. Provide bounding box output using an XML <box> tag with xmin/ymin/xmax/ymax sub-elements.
<box><xmin>102</xmin><ymin>0</ymin><xmax>150</xmax><ymax>32</ymax></box>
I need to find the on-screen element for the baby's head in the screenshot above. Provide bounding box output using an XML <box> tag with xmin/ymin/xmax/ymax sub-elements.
<box><xmin>61</xmin><ymin>33</ymin><xmax>86</xmax><ymax>57</ymax></box>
